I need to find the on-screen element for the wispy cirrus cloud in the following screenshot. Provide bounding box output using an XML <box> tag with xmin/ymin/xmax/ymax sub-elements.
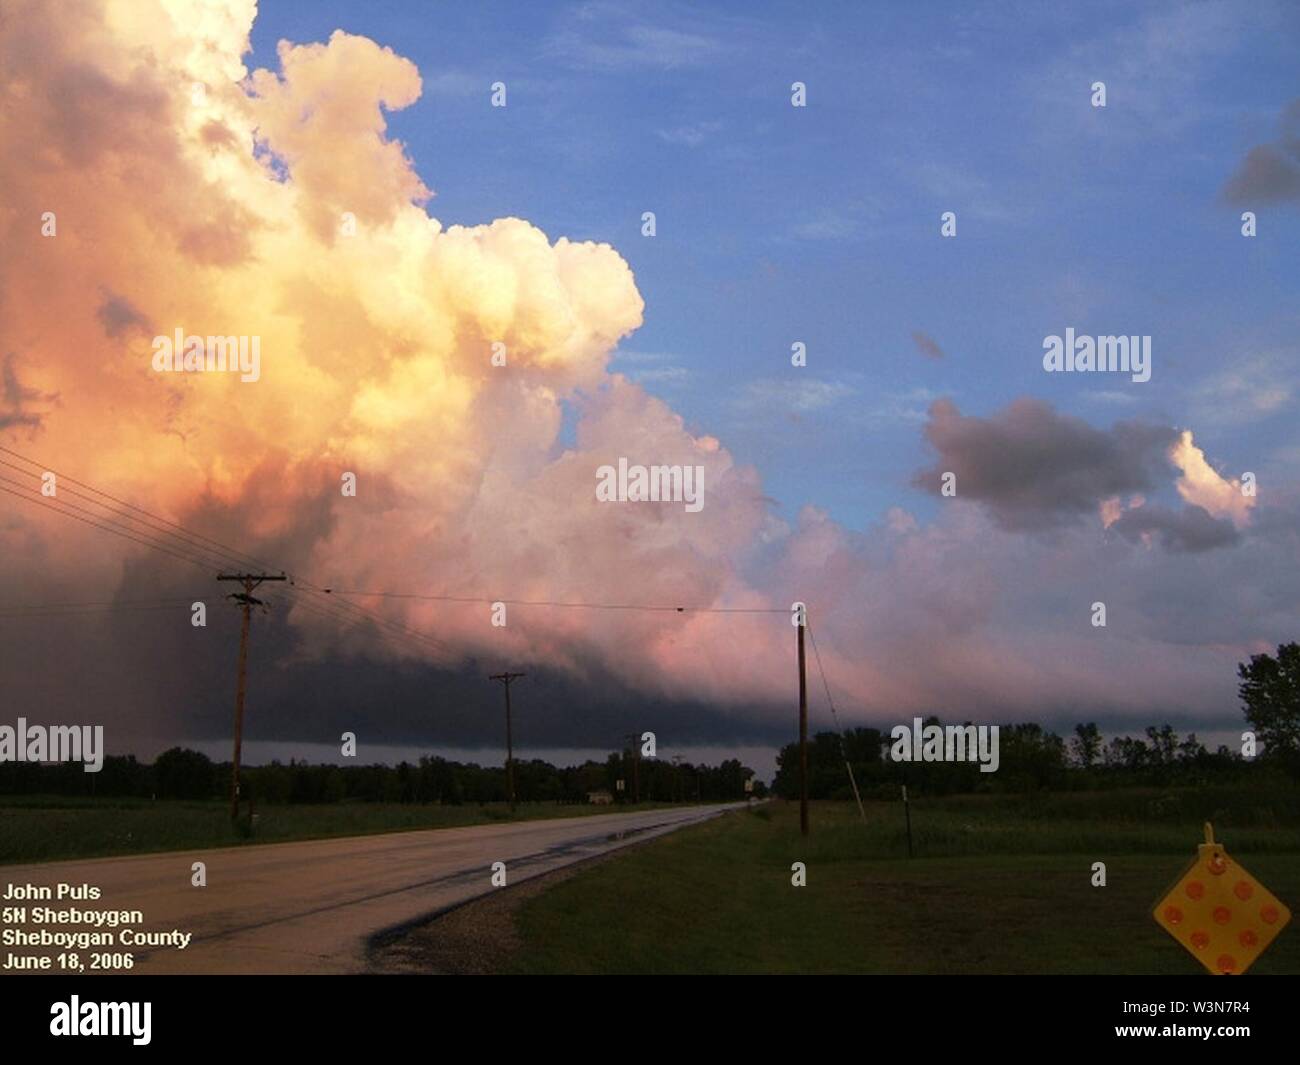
<box><xmin>731</xmin><ymin>377</ymin><xmax>855</xmax><ymax>416</ymax></box>
<box><xmin>609</xmin><ymin>350</ymin><xmax>693</xmax><ymax>386</ymax></box>
<box><xmin>1188</xmin><ymin>351</ymin><xmax>1294</xmax><ymax>426</ymax></box>
<box><xmin>1028</xmin><ymin>0</ymin><xmax>1264</xmax><ymax>139</ymax></box>
<box><xmin>543</xmin><ymin>3</ymin><xmax>726</xmax><ymax>71</ymax></box>
<box><xmin>656</xmin><ymin>121</ymin><xmax>722</xmax><ymax>147</ymax></box>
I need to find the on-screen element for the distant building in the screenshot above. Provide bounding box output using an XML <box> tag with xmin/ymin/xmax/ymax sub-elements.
<box><xmin>587</xmin><ymin>789</ymin><xmax>614</xmax><ymax>805</ymax></box>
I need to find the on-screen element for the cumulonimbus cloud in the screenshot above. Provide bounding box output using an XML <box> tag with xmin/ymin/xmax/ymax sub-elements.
<box><xmin>0</xmin><ymin>1</ymin><xmax>1295</xmax><ymax>752</ymax></box>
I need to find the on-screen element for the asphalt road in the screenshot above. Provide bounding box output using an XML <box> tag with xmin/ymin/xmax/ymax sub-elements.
<box><xmin>1</xmin><ymin>804</ymin><xmax>741</xmax><ymax>974</ymax></box>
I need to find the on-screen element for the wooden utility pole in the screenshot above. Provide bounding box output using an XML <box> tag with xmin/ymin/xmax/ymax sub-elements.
<box><xmin>489</xmin><ymin>671</ymin><xmax>525</xmax><ymax>811</ymax></box>
<box><xmin>624</xmin><ymin>733</ymin><xmax>641</xmax><ymax>804</ymax></box>
<box><xmin>217</xmin><ymin>573</ymin><xmax>285</xmax><ymax>820</ymax></box>
<box><xmin>798</xmin><ymin>608</ymin><xmax>809</xmax><ymax>837</ymax></box>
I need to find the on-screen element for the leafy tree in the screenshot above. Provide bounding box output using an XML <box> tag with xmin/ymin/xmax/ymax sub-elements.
<box><xmin>1144</xmin><ymin>724</ymin><xmax>1177</xmax><ymax>766</ymax></box>
<box><xmin>152</xmin><ymin>747</ymin><xmax>215</xmax><ymax>800</ymax></box>
<box><xmin>1238</xmin><ymin>642</ymin><xmax>1300</xmax><ymax>763</ymax></box>
<box><xmin>1104</xmin><ymin>735</ymin><xmax>1146</xmax><ymax>770</ymax></box>
<box><xmin>1071</xmin><ymin>722</ymin><xmax>1101</xmax><ymax>768</ymax></box>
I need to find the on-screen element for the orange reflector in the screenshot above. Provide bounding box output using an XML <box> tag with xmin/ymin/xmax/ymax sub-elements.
<box><xmin>1153</xmin><ymin>823</ymin><xmax>1292</xmax><ymax>976</ymax></box>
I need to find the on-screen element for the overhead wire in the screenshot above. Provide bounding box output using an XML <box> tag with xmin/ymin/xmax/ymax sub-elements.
<box><xmin>0</xmin><ymin>447</ymin><xmax>450</xmax><ymax>654</ymax></box>
<box><xmin>806</xmin><ymin>618</ymin><xmax>868</xmax><ymax>824</ymax></box>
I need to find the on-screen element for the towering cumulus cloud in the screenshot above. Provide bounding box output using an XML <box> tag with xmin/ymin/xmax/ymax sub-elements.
<box><xmin>0</xmin><ymin>0</ymin><xmax>1295</xmax><ymax>749</ymax></box>
<box><xmin>0</xmin><ymin>0</ymin><xmax>783</xmax><ymax>720</ymax></box>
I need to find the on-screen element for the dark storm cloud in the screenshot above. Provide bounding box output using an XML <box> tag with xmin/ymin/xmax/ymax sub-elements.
<box><xmin>1</xmin><ymin>354</ymin><xmax>57</xmax><ymax>431</ymax></box>
<box><xmin>96</xmin><ymin>291</ymin><xmax>150</xmax><ymax>339</ymax></box>
<box><xmin>1221</xmin><ymin>99</ymin><xmax>1300</xmax><ymax>204</ymax></box>
<box><xmin>249</xmin><ymin>640</ymin><xmax>790</xmax><ymax>752</ymax></box>
<box><xmin>1110</xmin><ymin>503</ymin><xmax>1241</xmax><ymax>553</ymax></box>
<box><xmin>0</xmin><ymin>463</ymin><xmax>789</xmax><ymax>759</ymax></box>
<box><xmin>0</xmin><ymin>579</ymin><xmax>789</xmax><ymax>758</ymax></box>
<box><xmin>911</xmin><ymin>397</ymin><xmax>1178</xmax><ymax>531</ymax></box>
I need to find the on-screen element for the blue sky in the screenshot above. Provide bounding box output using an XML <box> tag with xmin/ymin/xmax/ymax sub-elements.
<box><xmin>249</xmin><ymin>0</ymin><xmax>1300</xmax><ymax>532</ymax></box>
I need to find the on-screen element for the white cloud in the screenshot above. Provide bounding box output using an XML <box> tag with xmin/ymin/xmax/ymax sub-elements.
<box><xmin>1189</xmin><ymin>351</ymin><xmax>1294</xmax><ymax>426</ymax></box>
<box><xmin>732</xmin><ymin>377</ymin><xmax>855</xmax><ymax>415</ymax></box>
<box><xmin>656</xmin><ymin>121</ymin><xmax>722</xmax><ymax>147</ymax></box>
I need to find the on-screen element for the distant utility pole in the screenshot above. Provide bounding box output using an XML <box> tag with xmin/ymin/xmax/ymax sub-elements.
<box><xmin>217</xmin><ymin>573</ymin><xmax>285</xmax><ymax>821</ymax></box>
<box><xmin>489</xmin><ymin>671</ymin><xmax>525</xmax><ymax>811</ymax></box>
<box><xmin>798</xmin><ymin>607</ymin><xmax>809</xmax><ymax>837</ymax></box>
<box><xmin>624</xmin><ymin>733</ymin><xmax>641</xmax><ymax>804</ymax></box>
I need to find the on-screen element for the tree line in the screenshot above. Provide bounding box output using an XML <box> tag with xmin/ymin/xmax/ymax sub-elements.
<box><xmin>772</xmin><ymin>642</ymin><xmax>1300</xmax><ymax>799</ymax></box>
<box><xmin>0</xmin><ymin>745</ymin><xmax>764</xmax><ymax>805</ymax></box>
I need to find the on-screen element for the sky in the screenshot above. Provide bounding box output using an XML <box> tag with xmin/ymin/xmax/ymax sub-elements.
<box><xmin>1</xmin><ymin>0</ymin><xmax>1298</xmax><ymax>780</ymax></box>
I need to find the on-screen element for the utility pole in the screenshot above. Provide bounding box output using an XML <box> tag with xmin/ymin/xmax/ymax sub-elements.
<box><xmin>798</xmin><ymin>606</ymin><xmax>809</xmax><ymax>837</ymax></box>
<box><xmin>624</xmin><ymin>733</ymin><xmax>641</xmax><ymax>805</ymax></box>
<box><xmin>217</xmin><ymin>573</ymin><xmax>285</xmax><ymax>821</ymax></box>
<box><xmin>489</xmin><ymin>671</ymin><xmax>525</xmax><ymax>811</ymax></box>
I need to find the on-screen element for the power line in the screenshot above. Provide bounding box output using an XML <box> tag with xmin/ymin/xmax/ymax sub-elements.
<box><xmin>0</xmin><ymin>480</ymin><xmax>227</xmax><ymax>574</ymax></box>
<box><xmin>0</xmin><ymin>446</ymin><xmax>272</xmax><ymax>571</ymax></box>
<box><xmin>0</xmin><ymin>445</ymin><xmax>795</xmax><ymax>705</ymax></box>
<box><xmin>0</xmin><ymin>603</ymin><xmax>199</xmax><ymax>620</ymax></box>
<box><xmin>0</xmin><ymin>596</ymin><xmax>207</xmax><ymax>619</ymax></box>
<box><xmin>0</xmin><ymin>447</ymin><xmax>452</xmax><ymax>657</ymax></box>
<box><xmin>0</xmin><ymin>444</ymin><xmax>788</xmax><ymax>638</ymax></box>
<box><xmin>281</xmin><ymin>587</ymin><xmax>451</xmax><ymax>659</ymax></box>
<box><xmin>0</xmin><ymin>474</ymin><xmax>236</xmax><ymax>572</ymax></box>
<box><xmin>0</xmin><ymin>462</ymin><xmax>261</xmax><ymax>573</ymax></box>
<box><xmin>806</xmin><ymin>619</ymin><xmax>868</xmax><ymax>825</ymax></box>
<box><xmin>322</xmin><ymin>588</ymin><xmax>788</xmax><ymax>615</ymax></box>
<box><xmin>0</xmin><ymin>596</ymin><xmax>207</xmax><ymax>611</ymax></box>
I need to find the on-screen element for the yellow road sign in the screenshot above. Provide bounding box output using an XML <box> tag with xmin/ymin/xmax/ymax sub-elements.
<box><xmin>1153</xmin><ymin>823</ymin><xmax>1291</xmax><ymax>975</ymax></box>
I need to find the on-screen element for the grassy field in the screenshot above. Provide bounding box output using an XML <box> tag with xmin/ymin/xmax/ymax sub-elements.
<box><xmin>508</xmin><ymin>789</ymin><xmax>1300</xmax><ymax>974</ymax></box>
<box><xmin>0</xmin><ymin>795</ymin><xmax>676</xmax><ymax>865</ymax></box>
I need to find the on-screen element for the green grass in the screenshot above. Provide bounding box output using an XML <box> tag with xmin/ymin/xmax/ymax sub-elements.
<box><xmin>0</xmin><ymin>795</ymin><xmax>677</xmax><ymax>865</ymax></box>
<box><xmin>509</xmin><ymin>792</ymin><xmax>1300</xmax><ymax>974</ymax></box>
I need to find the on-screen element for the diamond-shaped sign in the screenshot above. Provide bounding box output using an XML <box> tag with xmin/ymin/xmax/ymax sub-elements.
<box><xmin>1153</xmin><ymin>822</ymin><xmax>1291</xmax><ymax>975</ymax></box>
